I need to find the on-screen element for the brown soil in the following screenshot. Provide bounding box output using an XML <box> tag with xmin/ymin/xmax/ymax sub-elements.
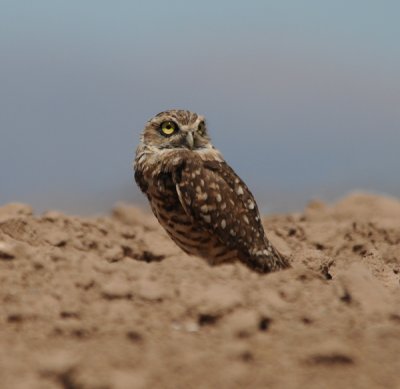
<box><xmin>0</xmin><ymin>193</ymin><xmax>399</xmax><ymax>389</ymax></box>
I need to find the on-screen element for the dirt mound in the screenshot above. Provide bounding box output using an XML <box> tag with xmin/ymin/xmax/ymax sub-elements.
<box><xmin>0</xmin><ymin>193</ymin><xmax>399</xmax><ymax>388</ymax></box>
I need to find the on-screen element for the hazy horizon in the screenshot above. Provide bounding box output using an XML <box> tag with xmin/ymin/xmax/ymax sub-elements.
<box><xmin>1</xmin><ymin>1</ymin><xmax>399</xmax><ymax>214</ymax></box>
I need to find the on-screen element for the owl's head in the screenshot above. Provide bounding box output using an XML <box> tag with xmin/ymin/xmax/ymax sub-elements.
<box><xmin>140</xmin><ymin>109</ymin><xmax>212</xmax><ymax>150</ymax></box>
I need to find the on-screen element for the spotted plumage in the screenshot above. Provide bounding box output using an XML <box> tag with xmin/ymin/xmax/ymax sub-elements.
<box><xmin>134</xmin><ymin>109</ymin><xmax>290</xmax><ymax>273</ymax></box>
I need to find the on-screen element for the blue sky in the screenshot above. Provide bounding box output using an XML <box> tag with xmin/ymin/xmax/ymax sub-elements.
<box><xmin>1</xmin><ymin>1</ymin><xmax>399</xmax><ymax>213</ymax></box>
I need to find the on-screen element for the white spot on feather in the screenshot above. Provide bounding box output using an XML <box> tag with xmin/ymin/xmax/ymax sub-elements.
<box><xmin>221</xmin><ymin>219</ymin><xmax>226</xmax><ymax>229</ymax></box>
<box><xmin>216</xmin><ymin>194</ymin><xmax>222</xmax><ymax>202</ymax></box>
<box><xmin>243</xmin><ymin>215</ymin><xmax>249</xmax><ymax>224</ymax></box>
<box><xmin>201</xmin><ymin>214</ymin><xmax>211</xmax><ymax>223</ymax></box>
<box><xmin>200</xmin><ymin>205</ymin><xmax>208</xmax><ymax>213</ymax></box>
<box><xmin>236</xmin><ymin>186</ymin><xmax>244</xmax><ymax>195</ymax></box>
<box><xmin>198</xmin><ymin>193</ymin><xmax>208</xmax><ymax>201</ymax></box>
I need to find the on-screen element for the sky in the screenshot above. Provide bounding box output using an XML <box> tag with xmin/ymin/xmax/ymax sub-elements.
<box><xmin>1</xmin><ymin>1</ymin><xmax>399</xmax><ymax>214</ymax></box>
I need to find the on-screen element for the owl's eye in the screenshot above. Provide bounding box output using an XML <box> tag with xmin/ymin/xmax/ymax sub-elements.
<box><xmin>198</xmin><ymin>121</ymin><xmax>206</xmax><ymax>135</ymax></box>
<box><xmin>160</xmin><ymin>121</ymin><xmax>178</xmax><ymax>136</ymax></box>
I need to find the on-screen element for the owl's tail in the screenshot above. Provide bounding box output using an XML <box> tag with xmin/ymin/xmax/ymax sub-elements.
<box><xmin>244</xmin><ymin>244</ymin><xmax>291</xmax><ymax>274</ymax></box>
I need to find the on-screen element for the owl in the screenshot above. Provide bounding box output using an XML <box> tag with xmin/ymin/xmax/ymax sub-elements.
<box><xmin>134</xmin><ymin>109</ymin><xmax>290</xmax><ymax>273</ymax></box>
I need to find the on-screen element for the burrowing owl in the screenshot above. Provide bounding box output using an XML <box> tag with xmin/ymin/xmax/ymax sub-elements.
<box><xmin>134</xmin><ymin>109</ymin><xmax>290</xmax><ymax>273</ymax></box>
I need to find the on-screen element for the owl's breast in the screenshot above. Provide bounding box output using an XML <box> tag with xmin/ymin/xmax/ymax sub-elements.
<box><xmin>146</xmin><ymin>172</ymin><xmax>237</xmax><ymax>264</ymax></box>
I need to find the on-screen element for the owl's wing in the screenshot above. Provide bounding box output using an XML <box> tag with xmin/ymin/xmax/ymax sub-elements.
<box><xmin>134</xmin><ymin>168</ymin><xmax>148</xmax><ymax>194</ymax></box>
<box><xmin>173</xmin><ymin>158</ymin><xmax>267</xmax><ymax>257</ymax></box>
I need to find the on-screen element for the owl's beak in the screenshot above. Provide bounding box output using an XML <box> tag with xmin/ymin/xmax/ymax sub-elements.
<box><xmin>186</xmin><ymin>131</ymin><xmax>194</xmax><ymax>149</ymax></box>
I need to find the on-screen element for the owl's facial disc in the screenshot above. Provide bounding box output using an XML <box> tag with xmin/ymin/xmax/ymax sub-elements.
<box><xmin>142</xmin><ymin>110</ymin><xmax>212</xmax><ymax>151</ymax></box>
<box><xmin>156</xmin><ymin>120</ymin><xmax>205</xmax><ymax>150</ymax></box>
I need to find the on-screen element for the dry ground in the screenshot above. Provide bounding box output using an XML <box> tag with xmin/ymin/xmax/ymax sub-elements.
<box><xmin>0</xmin><ymin>193</ymin><xmax>399</xmax><ymax>389</ymax></box>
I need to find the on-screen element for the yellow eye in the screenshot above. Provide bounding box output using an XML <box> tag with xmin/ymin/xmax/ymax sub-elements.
<box><xmin>198</xmin><ymin>121</ymin><xmax>206</xmax><ymax>135</ymax></box>
<box><xmin>160</xmin><ymin>121</ymin><xmax>177</xmax><ymax>136</ymax></box>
